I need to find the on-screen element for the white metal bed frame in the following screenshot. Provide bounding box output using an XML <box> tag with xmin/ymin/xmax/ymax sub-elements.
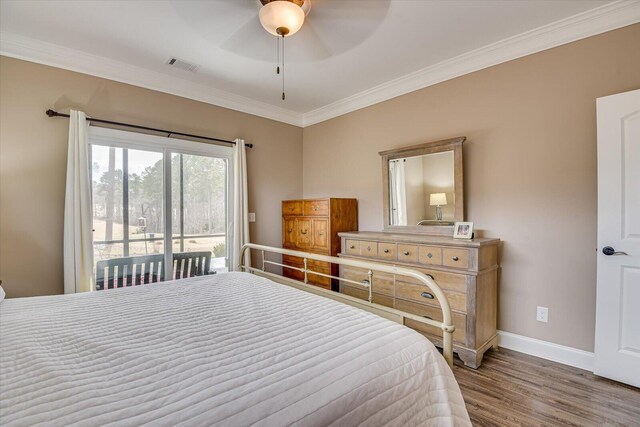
<box><xmin>239</xmin><ymin>243</ymin><xmax>456</xmax><ymax>367</ymax></box>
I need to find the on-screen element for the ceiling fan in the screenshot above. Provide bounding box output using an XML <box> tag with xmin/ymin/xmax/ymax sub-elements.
<box><xmin>169</xmin><ymin>0</ymin><xmax>390</xmax><ymax>100</ymax></box>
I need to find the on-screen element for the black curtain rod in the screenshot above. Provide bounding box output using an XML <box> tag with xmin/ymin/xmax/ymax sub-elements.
<box><xmin>45</xmin><ymin>109</ymin><xmax>253</xmax><ymax>148</ymax></box>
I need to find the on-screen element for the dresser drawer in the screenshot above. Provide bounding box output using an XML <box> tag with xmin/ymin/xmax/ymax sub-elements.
<box><xmin>378</xmin><ymin>242</ymin><xmax>397</xmax><ymax>261</ymax></box>
<box><xmin>443</xmin><ymin>248</ymin><xmax>470</xmax><ymax>269</ymax></box>
<box><xmin>359</xmin><ymin>240</ymin><xmax>378</xmax><ymax>257</ymax></box>
<box><xmin>395</xmin><ymin>267</ymin><xmax>468</xmax><ymax>293</ymax></box>
<box><xmin>418</xmin><ymin>246</ymin><xmax>443</xmax><ymax>266</ymax></box>
<box><xmin>342</xmin><ymin>266</ymin><xmax>394</xmax><ymax>296</ymax></box>
<box><xmin>396</xmin><ymin>280</ymin><xmax>467</xmax><ymax>313</ymax></box>
<box><xmin>341</xmin><ymin>284</ymin><xmax>393</xmax><ymax>308</ymax></box>
<box><xmin>303</xmin><ymin>199</ymin><xmax>329</xmax><ymax>216</ymax></box>
<box><xmin>345</xmin><ymin>239</ymin><xmax>360</xmax><ymax>255</ymax></box>
<box><xmin>397</xmin><ymin>244</ymin><xmax>419</xmax><ymax>264</ymax></box>
<box><xmin>282</xmin><ymin>200</ymin><xmax>303</xmax><ymax>215</ymax></box>
<box><xmin>396</xmin><ymin>299</ymin><xmax>467</xmax><ymax>345</ymax></box>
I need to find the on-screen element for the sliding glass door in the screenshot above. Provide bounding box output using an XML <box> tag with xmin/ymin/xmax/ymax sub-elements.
<box><xmin>90</xmin><ymin>127</ymin><xmax>233</xmax><ymax>289</ymax></box>
<box><xmin>171</xmin><ymin>153</ymin><xmax>228</xmax><ymax>273</ymax></box>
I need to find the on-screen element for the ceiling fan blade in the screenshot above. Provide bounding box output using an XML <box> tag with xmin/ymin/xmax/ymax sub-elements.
<box><xmin>169</xmin><ymin>0</ymin><xmax>257</xmax><ymax>41</ymax></box>
<box><xmin>220</xmin><ymin>15</ymin><xmax>276</xmax><ymax>62</ymax></box>
<box><xmin>288</xmin><ymin>19</ymin><xmax>332</xmax><ymax>61</ymax></box>
<box><xmin>310</xmin><ymin>0</ymin><xmax>391</xmax><ymax>22</ymax></box>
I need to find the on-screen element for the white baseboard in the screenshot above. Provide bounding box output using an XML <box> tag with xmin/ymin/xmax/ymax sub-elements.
<box><xmin>497</xmin><ymin>330</ymin><xmax>594</xmax><ymax>372</ymax></box>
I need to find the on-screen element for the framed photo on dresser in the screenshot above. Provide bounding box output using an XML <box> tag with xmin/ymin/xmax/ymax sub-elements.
<box><xmin>453</xmin><ymin>222</ymin><xmax>474</xmax><ymax>239</ymax></box>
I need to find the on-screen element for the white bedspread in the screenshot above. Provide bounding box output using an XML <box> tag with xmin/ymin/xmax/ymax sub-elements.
<box><xmin>0</xmin><ymin>272</ymin><xmax>470</xmax><ymax>426</ymax></box>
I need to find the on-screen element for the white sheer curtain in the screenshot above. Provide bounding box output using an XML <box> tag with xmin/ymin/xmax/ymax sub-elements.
<box><xmin>232</xmin><ymin>138</ymin><xmax>251</xmax><ymax>271</ymax></box>
<box><xmin>389</xmin><ymin>159</ymin><xmax>407</xmax><ymax>226</ymax></box>
<box><xmin>63</xmin><ymin>110</ymin><xmax>94</xmax><ymax>293</ymax></box>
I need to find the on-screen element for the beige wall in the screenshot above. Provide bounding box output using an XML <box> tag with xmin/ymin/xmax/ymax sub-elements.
<box><xmin>0</xmin><ymin>56</ymin><xmax>303</xmax><ymax>298</ymax></box>
<box><xmin>302</xmin><ymin>24</ymin><xmax>640</xmax><ymax>352</ymax></box>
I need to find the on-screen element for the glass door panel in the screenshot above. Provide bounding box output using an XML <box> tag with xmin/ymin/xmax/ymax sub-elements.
<box><xmin>91</xmin><ymin>145</ymin><xmax>165</xmax><ymax>289</ymax></box>
<box><xmin>171</xmin><ymin>153</ymin><xmax>228</xmax><ymax>274</ymax></box>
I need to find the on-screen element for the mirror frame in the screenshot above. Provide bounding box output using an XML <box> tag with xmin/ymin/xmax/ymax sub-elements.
<box><xmin>380</xmin><ymin>136</ymin><xmax>465</xmax><ymax>234</ymax></box>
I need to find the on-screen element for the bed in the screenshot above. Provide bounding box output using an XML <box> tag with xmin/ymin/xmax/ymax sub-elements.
<box><xmin>0</xmin><ymin>246</ymin><xmax>471</xmax><ymax>426</ymax></box>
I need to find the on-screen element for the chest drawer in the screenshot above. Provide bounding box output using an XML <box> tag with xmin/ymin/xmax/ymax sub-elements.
<box><xmin>395</xmin><ymin>280</ymin><xmax>467</xmax><ymax>313</ymax></box>
<box><xmin>418</xmin><ymin>246</ymin><xmax>443</xmax><ymax>266</ymax></box>
<box><xmin>282</xmin><ymin>200</ymin><xmax>303</xmax><ymax>215</ymax></box>
<box><xmin>296</xmin><ymin>218</ymin><xmax>313</xmax><ymax>248</ymax></box>
<box><xmin>378</xmin><ymin>242</ymin><xmax>397</xmax><ymax>260</ymax></box>
<box><xmin>312</xmin><ymin>219</ymin><xmax>329</xmax><ymax>251</ymax></box>
<box><xmin>443</xmin><ymin>248</ymin><xmax>470</xmax><ymax>269</ymax></box>
<box><xmin>397</xmin><ymin>244</ymin><xmax>419</xmax><ymax>264</ymax></box>
<box><xmin>283</xmin><ymin>255</ymin><xmax>331</xmax><ymax>288</ymax></box>
<box><xmin>283</xmin><ymin>218</ymin><xmax>296</xmax><ymax>247</ymax></box>
<box><xmin>303</xmin><ymin>200</ymin><xmax>329</xmax><ymax>216</ymax></box>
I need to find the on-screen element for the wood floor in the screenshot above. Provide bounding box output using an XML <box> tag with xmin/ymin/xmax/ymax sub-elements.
<box><xmin>452</xmin><ymin>348</ymin><xmax>640</xmax><ymax>426</ymax></box>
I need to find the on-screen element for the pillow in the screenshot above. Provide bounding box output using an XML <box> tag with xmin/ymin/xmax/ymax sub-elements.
<box><xmin>0</xmin><ymin>285</ymin><xmax>5</xmax><ymax>303</ymax></box>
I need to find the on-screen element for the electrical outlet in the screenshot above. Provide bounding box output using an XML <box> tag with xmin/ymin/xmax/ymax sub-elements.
<box><xmin>248</xmin><ymin>212</ymin><xmax>256</xmax><ymax>223</ymax></box>
<box><xmin>536</xmin><ymin>306</ymin><xmax>549</xmax><ymax>323</ymax></box>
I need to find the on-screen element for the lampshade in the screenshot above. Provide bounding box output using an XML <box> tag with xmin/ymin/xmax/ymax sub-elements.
<box><xmin>259</xmin><ymin>1</ymin><xmax>305</xmax><ymax>37</ymax></box>
<box><xmin>429</xmin><ymin>193</ymin><xmax>447</xmax><ymax>206</ymax></box>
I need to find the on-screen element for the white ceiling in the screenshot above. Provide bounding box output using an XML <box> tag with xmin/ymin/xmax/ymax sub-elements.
<box><xmin>1</xmin><ymin>0</ymin><xmax>637</xmax><ymax>126</ymax></box>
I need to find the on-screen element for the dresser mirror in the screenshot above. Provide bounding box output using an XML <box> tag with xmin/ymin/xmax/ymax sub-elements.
<box><xmin>380</xmin><ymin>137</ymin><xmax>465</xmax><ymax>233</ymax></box>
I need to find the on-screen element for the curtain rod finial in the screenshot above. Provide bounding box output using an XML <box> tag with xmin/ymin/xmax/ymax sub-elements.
<box><xmin>46</xmin><ymin>109</ymin><xmax>56</xmax><ymax>117</ymax></box>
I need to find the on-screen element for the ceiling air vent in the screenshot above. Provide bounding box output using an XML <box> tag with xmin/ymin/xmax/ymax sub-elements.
<box><xmin>166</xmin><ymin>57</ymin><xmax>200</xmax><ymax>73</ymax></box>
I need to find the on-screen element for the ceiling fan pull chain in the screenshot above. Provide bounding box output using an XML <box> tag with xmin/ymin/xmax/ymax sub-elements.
<box><xmin>276</xmin><ymin>36</ymin><xmax>280</xmax><ymax>74</ymax></box>
<box><xmin>282</xmin><ymin>34</ymin><xmax>286</xmax><ymax>101</ymax></box>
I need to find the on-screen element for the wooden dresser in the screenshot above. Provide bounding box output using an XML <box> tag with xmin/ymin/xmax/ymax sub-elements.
<box><xmin>338</xmin><ymin>231</ymin><xmax>500</xmax><ymax>368</ymax></box>
<box><xmin>282</xmin><ymin>198</ymin><xmax>358</xmax><ymax>290</ymax></box>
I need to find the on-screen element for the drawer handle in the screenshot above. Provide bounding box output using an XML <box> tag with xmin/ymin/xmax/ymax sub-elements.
<box><xmin>313</xmin><ymin>206</ymin><xmax>318</xmax><ymax>211</ymax></box>
<box><xmin>287</xmin><ymin>228</ymin><xmax>293</xmax><ymax>232</ymax></box>
<box><xmin>361</xmin><ymin>279</ymin><xmax>370</xmax><ymax>287</ymax></box>
<box><xmin>366</xmin><ymin>246</ymin><xmax>371</xmax><ymax>251</ymax></box>
<box><xmin>319</xmin><ymin>231</ymin><xmax>324</xmax><ymax>236</ymax></box>
<box><xmin>301</xmin><ymin>230</ymin><xmax>308</xmax><ymax>235</ymax></box>
<box><xmin>423</xmin><ymin>315</ymin><xmax>433</xmax><ymax>320</ymax></box>
<box><xmin>421</xmin><ymin>292</ymin><xmax>434</xmax><ymax>299</ymax></box>
<box><xmin>403</xmin><ymin>251</ymin><xmax>410</xmax><ymax>256</ymax></box>
<box><xmin>290</xmin><ymin>207</ymin><xmax>294</xmax><ymax>211</ymax></box>
<box><xmin>425</xmin><ymin>274</ymin><xmax>434</xmax><ymax>280</ymax></box>
<box><xmin>452</xmin><ymin>256</ymin><xmax>459</xmax><ymax>261</ymax></box>
<box><xmin>383</xmin><ymin>249</ymin><xmax>390</xmax><ymax>254</ymax></box>
<box><xmin>350</xmin><ymin>245</ymin><xmax>356</xmax><ymax>249</ymax></box>
<box><xmin>427</xmin><ymin>252</ymin><xmax>433</xmax><ymax>259</ymax></box>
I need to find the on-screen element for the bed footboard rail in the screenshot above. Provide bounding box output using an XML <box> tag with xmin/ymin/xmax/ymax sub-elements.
<box><xmin>238</xmin><ymin>243</ymin><xmax>456</xmax><ymax>368</ymax></box>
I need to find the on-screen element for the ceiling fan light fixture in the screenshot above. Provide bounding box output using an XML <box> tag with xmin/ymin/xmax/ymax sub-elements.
<box><xmin>259</xmin><ymin>1</ymin><xmax>305</xmax><ymax>37</ymax></box>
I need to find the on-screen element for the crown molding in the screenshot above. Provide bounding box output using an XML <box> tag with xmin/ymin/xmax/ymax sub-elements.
<box><xmin>1</xmin><ymin>1</ymin><xmax>638</xmax><ymax>128</ymax></box>
<box><xmin>0</xmin><ymin>32</ymin><xmax>304</xmax><ymax>127</ymax></box>
<box><xmin>302</xmin><ymin>1</ymin><xmax>640</xmax><ymax>126</ymax></box>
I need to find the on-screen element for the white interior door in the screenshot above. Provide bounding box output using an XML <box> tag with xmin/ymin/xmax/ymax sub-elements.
<box><xmin>594</xmin><ymin>89</ymin><xmax>640</xmax><ymax>387</ymax></box>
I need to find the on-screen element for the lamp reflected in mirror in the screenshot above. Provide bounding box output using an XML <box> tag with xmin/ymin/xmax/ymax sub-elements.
<box><xmin>430</xmin><ymin>193</ymin><xmax>447</xmax><ymax>221</ymax></box>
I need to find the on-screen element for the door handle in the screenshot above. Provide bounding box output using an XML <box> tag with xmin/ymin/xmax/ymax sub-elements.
<box><xmin>602</xmin><ymin>246</ymin><xmax>628</xmax><ymax>256</ymax></box>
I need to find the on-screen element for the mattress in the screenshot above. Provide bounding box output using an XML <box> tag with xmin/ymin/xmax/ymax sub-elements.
<box><xmin>0</xmin><ymin>272</ymin><xmax>470</xmax><ymax>426</ymax></box>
